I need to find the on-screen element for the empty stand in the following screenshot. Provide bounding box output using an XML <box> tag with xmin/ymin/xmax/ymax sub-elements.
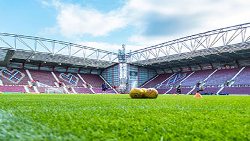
<box><xmin>92</xmin><ymin>88</ymin><xmax>103</xmax><ymax>93</ymax></box>
<box><xmin>75</xmin><ymin>74</ymin><xmax>86</xmax><ymax>87</ymax></box>
<box><xmin>15</xmin><ymin>69</ymin><xmax>29</xmax><ymax>85</ymax></box>
<box><xmin>166</xmin><ymin>87</ymin><xmax>192</xmax><ymax>94</ymax></box>
<box><xmin>29</xmin><ymin>70</ymin><xmax>56</xmax><ymax>86</ymax></box>
<box><xmin>91</xmin><ymin>88</ymin><xmax>115</xmax><ymax>93</ymax></box>
<box><xmin>105</xmin><ymin>89</ymin><xmax>116</xmax><ymax>94</ymax></box>
<box><xmin>74</xmin><ymin>87</ymin><xmax>93</xmax><ymax>94</ymax></box>
<box><xmin>180</xmin><ymin>88</ymin><xmax>193</xmax><ymax>94</ymax></box>
<box><xmin>0</xmin><ymin>69</ymin><xmax>29</xmax><ymax>85</ymax></box>
<box><xmin>1</xmin><ymin>67</ymin><xmax>250</xmax><ymax>95</ymax></box>
<box><xmin>60</xmin><ymin>73</ymin><xmax>79</xmax><ymax>86</ymax></box>
<box><xmin>54</xmin><ymin>72</ymin><xmax>72</xmax><ymax>86</ymax></box>
<box><xmin>0</xmin><ymin>85</ymin><xmax>26</xmax><ymax>93</ymax></box>
<box><xmin>157</xmin><ymin>88</ymin><xmax>172</xmax><ymax>94</ymax></box>
<box><xmin>233</xmin><ymin>67</ymin><xmax>250</xmax><ymax>85</ymax></box>
<box><xmin>80</xmin><ymin>74</ymin><xmax>105</xmax><ymax>88</ymax></box>
<box><xmin>181</xmin><ymin>70</ymin><xmax>214</xmax><ymax>86</ymax></box>
<box><xmin>143</xmin><ymin>74</ymin><xmax>172</xmax><ymax>88</ymax></box>
<box><xmin>201</xmin><ymin>87</ymin><xmax>220</xmax><ymax>94</ymax></box>
<box><xmin>205</xmin><ymin>68</ymin><xmax>240</xmax><ymax>86</ymax></box>
<box><xmin>165</xmin><ymin>73</ymin><xmax>188</xmax><ymax>85</ymax></box>
<box><xmin>221</xmin><ymin>87</ymin><xmax>250</xmax><ymax>94</ymax></box>
<box><xmin>159</xmin><ymin>72</ymin><xmax>192</xmax><ymax>89</ymax></box>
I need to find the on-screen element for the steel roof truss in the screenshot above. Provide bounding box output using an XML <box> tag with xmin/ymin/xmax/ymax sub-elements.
<box><xmin>16</xmin><ymin>37</ymin><xmax>34</xmax><ymax>52</ymax></box>
<box><xmin>71</xmin><ymin>47</ymin><xmax>83</xmax><ymax>56</ymax></box>
<box><xmin>54</xmin><ymin>44</ymin><xmax>69</xmax><ymax>55</ymax></box>
<box><xmin>226</xmin><ymin>28</ymin><xmax>244</xmax><ymax>45</ymax></box>
<box><xmin>0</xmin><ymin>37</ymin><xmax>12</xmax><ymax>49</ymax></box>
<box><xmin>209</xmin><ymin>31</ymin><xmax>225</xmax><ymax>48</ymax></box>
<box><xmin>241</xmin><ymin>28</ymin><xmax>247</xmax><ymax>42</ymax></box>
<box><xmin>37</xmin><ymin>40</ymin><xmax>52</xmax><ymax>53</ymax></box>
<box><xmin>180</xmin><ymin>42</ymin><xmax>192</xmax><ymax>52</ymax></box>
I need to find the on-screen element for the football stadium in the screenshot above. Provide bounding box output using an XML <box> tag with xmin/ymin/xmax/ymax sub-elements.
<box><xmin>0</xmin><ymin>0</ymin><xmax>250</xmax><ymax>140</ymax></box>
<box><xmin>0</xmin><ymin>23</ymin><xmax>249</xmax><ymax>140</ymax></box>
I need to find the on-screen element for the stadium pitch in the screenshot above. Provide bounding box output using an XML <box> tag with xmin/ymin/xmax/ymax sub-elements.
<box><xmin>0</xmin><ymin>94</ymin><xmax>249</xmax><ymax>140</ymax></box>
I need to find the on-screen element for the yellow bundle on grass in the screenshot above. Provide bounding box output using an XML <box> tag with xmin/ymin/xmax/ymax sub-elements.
<box><xmin>140</xmin><ymin>88</ymin><xmax>148</xmax><ymax>97</ymax></box>
<box><xmin>129</xmin><ymin>88</ymin><xmax>158</xmax><ymax>99</ymax></box>
<box><xmin>145</xmin><ymin>88</ymin><xmax>158</xmax><ymax>98</ymax></box>
<box><xmin>129</xmin><ymin>88</ymin><xmax>144</xmax><ymax>98</ymax></box>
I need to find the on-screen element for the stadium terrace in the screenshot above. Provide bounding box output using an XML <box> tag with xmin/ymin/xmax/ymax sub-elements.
<box><xmin>1</xmin><ymin>23</ymin><xmax>250</xmax><ymax>95</ymax></box>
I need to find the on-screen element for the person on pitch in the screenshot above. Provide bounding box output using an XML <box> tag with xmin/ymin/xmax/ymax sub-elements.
<box><xmin>176</xmin><ymin>84</ymin><xmax>181</xmax><ymax>94</ymax></box>
<box><xmin>194</xmin><ymin>81</ymin><xmax>203</xmax><ymax>98</ymax></box>
<box><xmin>101</xmin><ymin>83</ymin><xmax>107</xmax><ymax>93</ymax></box>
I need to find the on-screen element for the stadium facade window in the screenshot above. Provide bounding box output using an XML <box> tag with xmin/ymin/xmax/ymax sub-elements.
<box><xmin>40</xmin><ymin>66</ymin><xmax>53</xmax><ymax>71</ymax></box>
<box><xmin>55</xmin><ymin>67</ymin><xmax>67</xmax><ymax>72</ymax></box>
<box><xmin>67</xmin><ymin>67</ymin><xmax>78</xmax><ymax>73</ymax></box>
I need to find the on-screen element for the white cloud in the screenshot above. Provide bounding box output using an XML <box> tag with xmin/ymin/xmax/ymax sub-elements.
<box><xmin>123</xmin><ymin>0</ymin><xmax>250</xmax><ymax>47</ymax></box>
<box><xmin>42</xmin><ymin>0</ymin><xmax>250</xmax><ymax>50</ymax></box>
<box><xmin>51</xmin><ymin>1</ymin><xmax>127</xmax><ymax>37</ymax></box>
<box><xmin>40</xmin><ymin>0</ymin><xmax>51</xmax><ymax>6</ymax></box>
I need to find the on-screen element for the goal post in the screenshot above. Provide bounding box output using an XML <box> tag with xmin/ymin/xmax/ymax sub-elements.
<box><xmin>45</xmin><ymin>87</ymin><xmax>65</xmax><ymax>94</ymax></box>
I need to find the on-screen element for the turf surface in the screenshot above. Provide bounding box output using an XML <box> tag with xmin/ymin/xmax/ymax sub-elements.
<box><xmin>0</xmin><ymin>94</ymin><xmax>249</xmax><ymax>141</ymax></box>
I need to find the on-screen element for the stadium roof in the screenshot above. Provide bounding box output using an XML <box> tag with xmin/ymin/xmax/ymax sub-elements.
<box><xmin>0</xmin><ymin>33</ymin><xmax>118</xmax><ymax>68</ymax></box>
<box><xmin>1</xmin><ymin>23</ymin><xmax>250</xmax><ymax>69</ymax></box>
<box><xmin>133</xmin><ymin>42</ymin><xmax>250</xmax><ymax>69</ymax></box>
<box><xmin>127</xmin><ymin>22</ymin><xmax>250</xmax><ymax>68</ymax></box>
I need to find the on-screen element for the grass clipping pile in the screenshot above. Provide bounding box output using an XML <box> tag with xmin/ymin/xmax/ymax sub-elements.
<box><xmin>129</xmin><ymin>88</ymin><xmax>158</xmax><ymax>99</ymax></box>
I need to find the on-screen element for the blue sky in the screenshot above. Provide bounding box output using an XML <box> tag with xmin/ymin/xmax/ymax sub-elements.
<box><xmin>0</xmin><ymin>0</ymin><xmax>249</xmax><ymax>52</ymax></box>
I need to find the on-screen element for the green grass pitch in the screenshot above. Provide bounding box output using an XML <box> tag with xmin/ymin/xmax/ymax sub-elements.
<box><xmin>0</xmin><ymin>94</ymin><xmax>249</xmax><ymax>141</ymax></box>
